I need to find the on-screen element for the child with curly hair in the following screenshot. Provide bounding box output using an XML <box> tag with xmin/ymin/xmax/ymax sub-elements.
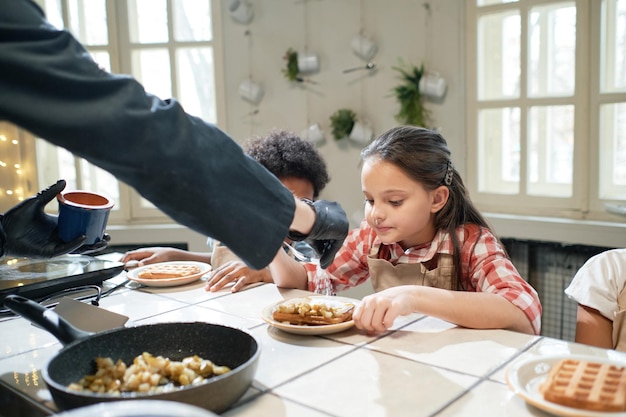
<box><xmin>121</xmin><ymin>129</ymin><xmax>330</xmax><ymax>292</ymax></box>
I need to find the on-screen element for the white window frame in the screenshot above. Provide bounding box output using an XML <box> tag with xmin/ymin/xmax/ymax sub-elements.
<box><xmin>467</xmin><ymin>0</ymin><xmax>626</xmax><ymax>222</ymax></box>
<box><xmin>32</xmin><ymin>0</ymin><xmax>225</xmax><ymax>225</ymax></box>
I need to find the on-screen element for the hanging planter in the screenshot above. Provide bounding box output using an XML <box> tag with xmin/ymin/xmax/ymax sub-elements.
<box><xmin>282</xmin><ymin>48</ymin><xmax>319</xmax><ymax>83</ymax></box>
<box><xmin>392</xmin><ymin>60</ymin><xmax>431</xmax><ymax>128</ymax></box>
<box><xmin>329</xmin><ymin>108</ymin><xmax>356</xmax><ymax>141</ymax></box>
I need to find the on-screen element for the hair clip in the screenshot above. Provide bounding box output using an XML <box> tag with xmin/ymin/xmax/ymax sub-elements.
<box><xmin>444</xmin><ymin>161</ymin><xmax>454</xmax><ymax>186</ymax></box>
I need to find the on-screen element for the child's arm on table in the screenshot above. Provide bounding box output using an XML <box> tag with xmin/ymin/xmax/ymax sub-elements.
<box><xmin>354</xmin><ymin>285</ymin><xmax>535</xmax><ymax>335</ymax></box>
<box><xmin>269</xmin><ymin>249</ymin><xmax>309</xmax><ymax>290</ymax></box>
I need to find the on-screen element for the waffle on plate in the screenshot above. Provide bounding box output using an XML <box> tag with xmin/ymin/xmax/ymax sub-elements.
<box><xmin>539</xmin><ymin>358</ymin><xmax>626</xmax><ymax>412</ymax></box>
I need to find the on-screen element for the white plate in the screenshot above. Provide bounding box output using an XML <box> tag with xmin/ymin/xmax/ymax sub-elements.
<box><xmin>261</xmin><ymin>295</ymin><xmax>358</xmax><ymax>335</ymax></box>
<box><xmin>52</xmin><ymin>399</ymin><xmax>218</xmax><ymax>416</ymax></box>
<box><xmin>126</xmin><ymin>261</ymin><xmax>212</xmax><ymax>287</ymax></box>
<box><xmin>505</xmin><ymin>354</ymin><xmax>626</xmax><ymax>417</ymax></box>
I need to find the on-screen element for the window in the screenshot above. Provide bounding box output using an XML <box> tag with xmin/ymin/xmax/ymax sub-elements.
<box><xmin>467</xmin><ymin>0</ymin><xmax>626</xmax><ymax>221</ymax></box>
<box><xmin>10</xmin><ymin>0</ymin><xmax>221</xmax><ymax>222</ymax></box>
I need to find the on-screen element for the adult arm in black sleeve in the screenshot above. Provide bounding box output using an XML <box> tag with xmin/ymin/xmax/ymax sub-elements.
<box><xmin>0</xmin><ymin>0</ymin><xmax>301</xmax><ymax>269</ymax></box>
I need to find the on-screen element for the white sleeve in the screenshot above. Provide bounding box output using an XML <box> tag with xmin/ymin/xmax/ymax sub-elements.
<box><xmin>564</xmin><ymin>249</ymin><xmax>626</xmax><ymax>320</ymax></box>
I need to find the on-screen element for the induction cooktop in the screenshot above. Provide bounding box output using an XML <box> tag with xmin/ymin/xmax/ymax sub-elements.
<box><xmin>0</xmin><ymin>254</ymin><xmax>124</xmax><ymax>306</ymax></box>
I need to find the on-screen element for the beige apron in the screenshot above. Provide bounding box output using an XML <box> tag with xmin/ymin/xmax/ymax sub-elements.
<box><xmin>612</xmin><ymin>285</ymin><xmax>626</xmax><ymax>351</ymax></box>
<box><xmin>210</xmin><ymin>243</ymin><xmax>240</xmax><ymax>269</ymax></box>
<box><xmin>367</xmin><ymin>244</ymin><xmax>458</xmax><ymax>292</ymax></box>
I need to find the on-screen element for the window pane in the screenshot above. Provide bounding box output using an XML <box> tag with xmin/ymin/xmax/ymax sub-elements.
<box><xmin>477</xmin><ymin>0</ymin><xmax>518</xmax><ymax>5</ymax></box>
<box><xmin>177</xmin><ymin>47</ymin><xmax>216</xmax><ymax>122</ymax></box>
<box><xmin>528</xmin><ymin>3</ymin><xmax>576</xmax><ymax>97</ymax></box>
<box><xmin>42</xmin><ymin>0</ymin><xmax>63</xmax><ymax>29</ymax></box>
<box><xmin>528</xmin><ymin>105</ymin><xmax>573</xmax><ymax>197</ymax></box>
<box><xmin>131</xmin><ymin>49</ymin><xmax>172</xmax><ymax>99</ymax></box>
<box><xmin>79</xmin><ymin>160</ymin><xmax>120</xmax><ymax>211</ymax></box>
<box><xmin>173</xmin><ymin>0</ymin><xmax>213</xmax><ymax>42</ymax></box>
<box><xmin>478</xmin><ymin>108</ymin><xmax>520</xmax><ymax>194</ymax></box>
<box><xmin>128</xmin><ymin>0</ymin><xmax>168</xmax><ymax>44</ymax></box>
<box><xmin>67</xmin><ymin>0</ymin><xmax>108</xmax><ymax>45</ymax></box>
<box><xmin>599</xmin><ymin>103</ymin><xmax>626</xmax><ymax>200</ymax></box>
<box><xmin>89</xmin><ymin>51</ymin><xmax>111</xmax><ymax>72</ymax></box>
<box><xmin>477</xmin><ymin>11</ymin><xmax>521</xmax><ymax>100</ymax></box>
<box><xmin>601</xmin><ymin>0</ymin><xmax>626</xmax><ymax>92</ymax></box>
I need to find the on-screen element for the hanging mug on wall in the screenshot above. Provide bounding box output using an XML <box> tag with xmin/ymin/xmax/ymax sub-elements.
<box><xmin>351</xmin><ymin>34</ymin><xmax>377</xmax><ymax>61</ymax></box>
<box><xmin>297</xmin><ymin>52</ymin><xmax>320</xmax><ymax>74</ymax></box>
<box><xmin>419</xmin><ymin>72</ymin><xmax>447</xmax><ymax>99</ymax></box>
<box><xmin>349</xmin><ymin>121</ymin><xmax>373</xmax><ymax>144</ymax></box>
<box><xmin>238</xmin><ymin>79</ymin><xmax>264</xmax><ymax>105</ymax></box>
<box><xmin>228</xmin><ymin>0</ymin><xmax>253</xmax><ymax>24</ymax></box>
<box><xmin>300</xmin><ymin>123</ymin><xmax>325</xmax><ymax>144</ymax></box>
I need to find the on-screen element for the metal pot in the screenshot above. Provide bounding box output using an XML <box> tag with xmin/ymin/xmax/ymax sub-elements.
<box><xmin>3</xmin><ymin>294</ymin><xmax>260</xmax><ymax>413</ymax></box>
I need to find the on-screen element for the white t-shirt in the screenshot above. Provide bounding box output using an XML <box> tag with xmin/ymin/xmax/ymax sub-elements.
<box><xmin>564</xmin><ymin>248</ymin><xmax>626</xmax><ymax>321</ymax></box>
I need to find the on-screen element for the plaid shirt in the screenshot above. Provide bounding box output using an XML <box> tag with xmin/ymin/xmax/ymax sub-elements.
<box><xmin>305</xmin><ymin>221</ymin><xmax>542</xmax><ymax>335</ymax></box>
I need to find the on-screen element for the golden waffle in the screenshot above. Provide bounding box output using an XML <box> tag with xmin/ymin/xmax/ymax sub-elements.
<box><xmin>137</xmin><ymin>263</ymin><xmax>202</xmax><ymax>279</ymax></box>
<box><xmin>272</xmin><ymin>297</ymin><xmax>355</xmax><ymax>326</ymax></box>
<box><xmin>539</xmin><ymin>358</ymin><xmax>626</xmax><ymax>412</ymax></box>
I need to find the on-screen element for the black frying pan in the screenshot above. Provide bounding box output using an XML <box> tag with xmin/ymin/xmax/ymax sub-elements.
<box><xmin>3</xmin><ymin>294</ymin><xmax>260</xmax><ymax>413</ymax></box>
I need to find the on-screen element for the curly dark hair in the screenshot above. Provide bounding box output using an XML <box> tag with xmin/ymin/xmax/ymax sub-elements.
<box><xmin>244</xmin><ymin>129</ymin><xmax>330</xmax><ymax>198</ymax></box>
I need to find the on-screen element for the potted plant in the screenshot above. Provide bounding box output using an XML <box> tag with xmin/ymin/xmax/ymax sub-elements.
<box><xmin>392</xmin><ymin>60</ymin><xmax>431</xmax><ymax>127</ymax></box>
<box><xmin>329</xmin><ymin>108</ymin><xmax>357</xmax><ymax>141</ymax></box>
<box><xmin>282</xmin><ymin>48</ymin><xmax>320</xmax><ymax>83</ymax></box>
<box><xmin>282</xmin><ymin>48</ymin><xmax>300</xmax><ymax>82</ymax></box>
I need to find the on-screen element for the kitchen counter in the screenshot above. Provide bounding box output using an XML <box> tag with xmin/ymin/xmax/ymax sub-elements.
<box><xmin>2</xmin><ymin>262</ymin><xmax>626</xmax><ymax>417</ymax></box>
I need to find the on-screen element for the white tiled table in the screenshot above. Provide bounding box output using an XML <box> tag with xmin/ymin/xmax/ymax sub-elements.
<box><xmin>2</xmin><ymin>269</ymin><xmax>626</xmax><ymax>417</ymax></box>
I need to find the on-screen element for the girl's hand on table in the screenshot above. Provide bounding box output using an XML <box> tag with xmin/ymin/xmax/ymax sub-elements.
<box><xmin>353</xmin><ymin>287</ymin><xmax>416</xmax><ymax>333</ymax></box>
<box><xmin>120</xmin><ymin>247</ymin><xmax>182</xmax><ymax>267</ymax></box>
<box><xmin>205</xmin><ymin>260</ymin><xmax>273</xmax><ymax>293</ymax></box>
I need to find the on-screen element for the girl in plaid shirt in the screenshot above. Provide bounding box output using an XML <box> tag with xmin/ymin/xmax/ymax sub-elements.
<box><xmin>270</xmin><ymin>126</ymin><xmax>542</xmax><ymax>335</ymax></box>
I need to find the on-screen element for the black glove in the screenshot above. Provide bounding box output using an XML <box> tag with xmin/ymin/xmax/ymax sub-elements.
<box><xmin>71</xmin><ymin>233</ymin><xmax>111</xmax><ymax>255</ymax></box>
<box><xmin>288</xmin><ymin>199</ymin><xmax>349</xmax><ymax>269</ymax></box>
<box><xmin>0</xmin><ymin>180</ymin><xmax>86</xmax><ymax>258</ymax></box>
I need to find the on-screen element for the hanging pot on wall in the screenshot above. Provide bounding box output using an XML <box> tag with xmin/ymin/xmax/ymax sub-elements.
<box><xmin>351</xmin><ymin>34</ymin><xmax>377</xmax><ymax>61</ymax></box>
<box><xmin>228</xmin><ymin>0</ymin><xmax>253</xmax><ymax>24</ymax></box>
<box><xmin>238</xmin><ymin>79</ymin><xmax>264</xmax><ymax>105</ymax></box>
<box><xmin>300</xmin><ymin>123</ymin><xmax>325</xmax><ymax>145</ymax></box>
<box><xmin>297</xmin><ymin>52</ymin><xmax>320</xmax><ymax>75</ymax></box>
<box><xmin>419</xmin><ymin>72</ymin><xmax>447</xmax><ymax>99</ymax></box>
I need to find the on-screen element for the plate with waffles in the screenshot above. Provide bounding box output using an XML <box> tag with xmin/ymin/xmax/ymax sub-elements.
<box><xmin>506</xmin><ymin>354</ymin><xmax>626</xmax><ymax>416</ymax></box>
<box><xmin>261</xmin><ymin>296</ymin><xmax>359</xmax><ymax>335</ymax></box>
<box><xmin>126</xmin><ymin>261</ymin><xmax>212</xmax><ymax>287</ymax></box>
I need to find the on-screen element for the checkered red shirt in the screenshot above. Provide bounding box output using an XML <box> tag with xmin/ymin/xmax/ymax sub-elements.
<box><xmin>305</xmin><ymin>221</ymin><xmax>542</xmax><ymax>335</ymax></box>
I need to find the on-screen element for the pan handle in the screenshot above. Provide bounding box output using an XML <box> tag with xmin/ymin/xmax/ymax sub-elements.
<box><xmin>3</xmin><ymin>294</ymin><xmax>94</xmax><ymax>345</ymax></box>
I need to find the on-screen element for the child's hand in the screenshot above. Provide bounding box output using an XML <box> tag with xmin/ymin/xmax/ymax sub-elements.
<box><xmin>120</xmin><ymin>247</ymin><xmax>179</xmax><ymax>267</ymax></box>
<box><xmin>205</xmin><ymin>260</ymin><xmax>272</xmax><ymax>293</ymax></box>
<box><xmin>353</xmin><ymin>287</ymin><xmax>416</xmax><ymax>333</ymax></box>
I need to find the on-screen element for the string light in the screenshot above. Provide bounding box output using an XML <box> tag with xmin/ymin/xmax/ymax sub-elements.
<box><xmin>0</xmin><ymin>122</ymin><xmax>31</xmax><ymax>210</ymax></box>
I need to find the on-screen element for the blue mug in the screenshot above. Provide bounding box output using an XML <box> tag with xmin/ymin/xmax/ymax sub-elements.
<box><xmin>57</xmin><ymin>191</ymin><xmax>114</xmax><ymax>245</ymax></box>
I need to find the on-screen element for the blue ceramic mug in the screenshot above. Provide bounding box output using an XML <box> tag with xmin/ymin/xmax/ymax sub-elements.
<box><xmin>57</xmin><ymin>191</ymin><xmax>114</xmax><ymax>245</ymax></box>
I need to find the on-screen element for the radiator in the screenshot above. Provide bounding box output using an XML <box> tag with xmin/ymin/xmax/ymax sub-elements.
<box><xmin>501</xmin><ymin>238</ymin><xmax>612</xmax><ymax>341</ymax></box>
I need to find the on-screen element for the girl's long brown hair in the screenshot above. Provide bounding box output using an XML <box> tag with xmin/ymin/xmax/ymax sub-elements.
<box><xmin>361</xmin><ymin>126</ymin><xmax>493</xmax><ymax>287</ymax></box>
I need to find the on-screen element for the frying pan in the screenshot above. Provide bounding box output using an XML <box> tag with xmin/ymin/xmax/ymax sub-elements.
<box><xmin>3</xmin><ymin>294</ymin><xmax>260</xmax><ymax>413</ymax></box>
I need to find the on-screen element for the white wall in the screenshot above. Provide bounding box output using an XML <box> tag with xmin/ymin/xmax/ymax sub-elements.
<box><xmin>220</xmin><ymin>0</ymin><xmax>465</xmax><ymax>227</ymax></box>
<box><xmin>108</xmin><ymin>0</ymin><xmax>626</xmax><ymax>252</ymax></box>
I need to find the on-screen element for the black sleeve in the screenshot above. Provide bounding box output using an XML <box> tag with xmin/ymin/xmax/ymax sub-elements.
<box><xmin>0</xmin><ymin>0</ymin><xmax>295</xmax><ymax>269</ymax></box>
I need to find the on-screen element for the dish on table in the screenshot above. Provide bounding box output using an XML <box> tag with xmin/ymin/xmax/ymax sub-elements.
<box><xmin>126</xmin><ymin>261</ymin><xmax>212</xmax><ymax>287</ymax></box>
<box><xmin>505</xmin><ymin>354</ymin><xmax>626</xmax><ymax>417</ymax></box>
<box><xmin>261</xmin><ymin>295</ymin><xmax>359</xmax><ymax>335</ymax></box>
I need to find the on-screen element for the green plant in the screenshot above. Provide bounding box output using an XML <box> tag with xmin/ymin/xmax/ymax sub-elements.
<box><xmin>282</xmin><ymin>48</ymin><xmax>300</xmax><ymax>82</ymax></box>
<box><xmin>392</xmin><ymin>60</ymin><xmax>431</xmax><ymax>127</ymax></box>
<box><xmin>329</xmin><ymin>108</ymin><xmax>357</xmax><ymax>140</ymax></box>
